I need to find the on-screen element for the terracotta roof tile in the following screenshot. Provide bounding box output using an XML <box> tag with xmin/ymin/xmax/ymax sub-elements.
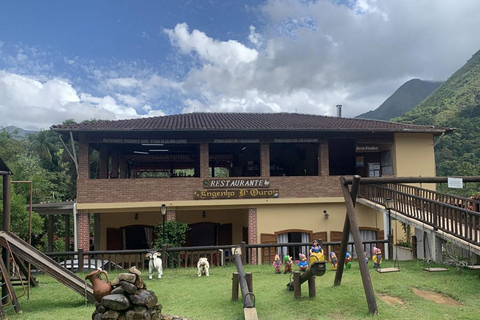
<box><xmin>51</xmin><ymin>112</ymin><xmax>452</xmax><ymax>134</ymax></box>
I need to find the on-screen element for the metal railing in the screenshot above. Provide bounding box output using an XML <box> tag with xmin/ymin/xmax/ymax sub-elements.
<box><xmin>359</xmin><ymin>184</ymin><xmax>480</xmax><ymax>245</ymax></box>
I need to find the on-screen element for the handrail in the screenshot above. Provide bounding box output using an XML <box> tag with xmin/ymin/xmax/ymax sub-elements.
<box><xmin>360</xmin><ymin>184</ymin><xmax>480</xmax><ymax>245</ymax></box>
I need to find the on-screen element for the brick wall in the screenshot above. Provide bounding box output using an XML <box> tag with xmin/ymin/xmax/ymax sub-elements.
<box><xmin>166</xmin><ymin>209</ymin><xmax>176</xmax><ymax>221</ymax></box>
<box><xmin>78</xmin><ymin>212</ymin><xmax>90</xmax><ymax>251</ymax></box>
<box><xmin>260</xmin><ymin>143</ymin><xmax>270</xmax><ymax>176</ymax></box>
<box><xmin>77</xmin><ymin>175</ymin><xmax>343</xmax><ymax>203</ymax></box>
<box><xmin>248</xmin><ymin>208</ymin><xmax>257</xmax><ymax>264</ymax></box>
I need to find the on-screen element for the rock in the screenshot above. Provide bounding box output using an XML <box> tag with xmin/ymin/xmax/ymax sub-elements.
<box><xmin>93</xmin><ymin>313</ymin><xmax>103</xmax><ymax>320</ymax></box>
<box><xmin>134</xmin><ymin>277</ymin><xmax>146</xmax><ymax>289</ymax></box>
<box><xmin>125</xmin><ymin>307</ymin><xmax>151</xmax><ymax>320</ymax></box>
<box><xmin>101</xmin><ymin>310</ymin><xmax>121</xmax><ymax>319</ymax></box>
<box><xmin>102</xmin><ymin>294</ymin><xmax>132</xmax><ymax>311</ymax></box>
<box><xmin>111</xmin><ymin>287</ymin><xmax>125</xmax><ymax>295</ymax></box>
<box><xmin>129</xmin><ymin>289</ymin><xmax>158</xmax><ymax>308</ymax></box>
<box><xmin>119</xmin><ymin>280</ymin><xmax>137</xmax><ymax>294</ymax></box>
<box><xmin>111</xmin><ymin>273</ymin><xmax>137</xmax><ymax>286</ymax></box>
<box><xmin>96</xmin><ymin>305</ymin><xmax>107</xmax><ymax>313</ymax></box>
<box><xmin>153</xmin><ymin>301</ymin><xmax>162</xmax><ymax>313</ymax></box>
<box><xmin>129</xmin><ymin>266</ymin><xmax>141</xmax><ymax>276</ymax></box>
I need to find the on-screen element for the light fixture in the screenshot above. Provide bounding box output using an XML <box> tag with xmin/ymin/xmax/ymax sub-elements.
<box><xmin>134</xmin><ymin>151</ymin><xmax>149</xmax><ymax>155</ymax></box>
<box><xmin>323</xmin><ymin>210</ymin><xmax>329</xmax><ymax>220</ymax></box>
<box><xmin>149</xmin><ymin>149</ymin><xmax>169</xmax><ymax>152</ymax></box>
<box><xmin>202</xmin><ymin>211</ymin><xmax>206</xmax><ymax>219</ymax></box>
<box><xmin>161</xmin><ymin>204</ymin><xmax>167</xmax><ymax>245</ymax></box>
<box><xmin>241</xmin><ymin>146</ymin><xmax>247</xmax><ymax>151</ymax></box>
<box><xmin>385</xmin><ymin>198</ymin><xmax>394</xmax><ymax>209</ymax></box>
<box><xmin>142</xmin><ymin>143</ymin><xmax>164</xmax><ymax>146</ymax></box>
<box><xmin>134</xmin><ymin>213</ymin><xmax>138</xmax><ymax>220</ymax></box>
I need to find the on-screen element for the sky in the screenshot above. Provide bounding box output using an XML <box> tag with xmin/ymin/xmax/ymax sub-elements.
<box><xmin>1</xmin><ymin>0</ymin><xmax>480</xmax><ymax>130</ymax></box>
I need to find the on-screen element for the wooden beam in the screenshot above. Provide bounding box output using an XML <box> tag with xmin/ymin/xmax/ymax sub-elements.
<box><xmin>334</xmin><ymin>175</ymin><xmax>360</xmax><ymax>286</ymax></box>
<box><xmin>64</xmin><ymin>214</ymin><xmax>70</xmax><ymax>252</ymax></box>
<box><xmin>340</xmin><ymin>176</ymin><xmax>378</xmax><ymax>315</ymax></box>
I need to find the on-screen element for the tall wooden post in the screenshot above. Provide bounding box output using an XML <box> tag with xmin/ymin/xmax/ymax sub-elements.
<box><xmin>2</xmin><ymin>175</ymin><xmax>11</xmax><ymax>305</ymax></box>
<box><xmin>339</xmin><ymin>176</ymin><xmax>378</xmax><ymax>315</ymax></box>
<box><xmin>334</xmin><ymin>175</ymin><xmax>360</xmax><ymax>286</ymax></box>
<box><xmin>64</xmin><ymin>214</ymin><xmax>71</xmax><ymax>252</ymax></box>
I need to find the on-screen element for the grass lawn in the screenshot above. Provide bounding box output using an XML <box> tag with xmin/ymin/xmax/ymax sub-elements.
<box><xmin>7</xmin><ymin>260</ymin><xmax>480</xmax><ymax>320</ymax></box>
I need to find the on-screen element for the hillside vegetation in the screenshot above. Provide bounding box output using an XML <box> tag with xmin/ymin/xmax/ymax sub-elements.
<box><xmin>357</xmin><ymin>79</ymin><xmax>442</xmax><ymax>121</ymax></box>
<box><xmin>396</xmin><ymin>49</ymin><xmax>480</xmax><ymax>194</ymax></box>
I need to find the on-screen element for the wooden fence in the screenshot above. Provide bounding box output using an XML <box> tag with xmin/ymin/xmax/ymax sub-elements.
<box><xmin>45</xmin><ymin>239</ymin><xmax>388</xmax><ymax>272</ymax></box>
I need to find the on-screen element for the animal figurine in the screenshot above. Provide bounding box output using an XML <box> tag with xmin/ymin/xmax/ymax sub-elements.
<box><xmin>298</xmin><ymin>253</ymin><xmax>308</xmax><ymax>272</ymax></box>
<box><xmin>345</xmin><ymin>251</ymin><xmax>352</xmax><ymax>269</ymax></box>
<box><xmin>273</xmin><ymin>254</ymin><xmax>282</xmax><ymax>274</ymax></box>
<box><xmin>197</xmin><ymin>257</ymin><xmax>210</xmax><ymax>277</ymax></box>
<box><xmin>373</xmin><ymin>248</ymin><xmax>383</xmax><ymax>269</ymax></box>
<box><xmin>329</xmin><ymin>252</ymin><xmax>338</xmax><ymax>271</ymax></box>
<box><xmin>146</xmin><ymin>251</ymin><xmax>163</xmax><ymax>279</ymax></box>
<box><xmin>283</xmin><ymin>255</ymin><xmax>293</xmax><ymax>273</ymax></box>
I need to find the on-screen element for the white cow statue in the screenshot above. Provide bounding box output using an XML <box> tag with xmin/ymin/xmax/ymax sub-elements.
<box><xmin>197</xmin><ymin>257</ymin><xmax>210</xmax><ymax>277</ymax></box>
<box><xmin>146</xmin><ymin>251</ymin><xmax>163</xmax><ymax>279</ymax></box>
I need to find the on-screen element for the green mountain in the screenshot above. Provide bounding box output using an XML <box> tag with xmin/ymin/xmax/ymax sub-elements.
<box><xmin>356</xmin><ymin>79</ymin><xmax>442</xmax><ymax>120</ymax></box>
<box><xmin>1</xmin><ymin>126</ymin><xmax>36</xmax><ymax>139</ymax></box>
<box><xmin>395</xmin><ymin>49</ymin><xmax>480</xmax><ymax>195</ymax></box>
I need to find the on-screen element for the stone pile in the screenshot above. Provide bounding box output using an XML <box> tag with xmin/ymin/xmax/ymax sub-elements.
<box><xmin>92</xmin><ymin>267</ymin><xmax>162</xmax><ymax>320</ymax></box>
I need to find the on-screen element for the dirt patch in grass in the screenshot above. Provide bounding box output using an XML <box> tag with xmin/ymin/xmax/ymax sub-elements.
<box><xmin>412</xmin><ymin>288</ymin><xmax>462</xmax><ymax>306</ymax></box>
<box><xmin>377</xmin><ymin>293</ymin><xmax>404</xmax><ymax>306</ymax></box>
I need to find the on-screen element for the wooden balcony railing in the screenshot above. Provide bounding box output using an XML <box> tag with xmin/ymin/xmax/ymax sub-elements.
<box><xmin>359</xmin><ymin>184</ymin><xmax>480</xmax><ymax>245</ymax></box>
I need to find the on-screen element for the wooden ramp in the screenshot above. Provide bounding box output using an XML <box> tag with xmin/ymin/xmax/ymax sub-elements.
<box><xmin>0</xmin><ymin>231</ymin><xmax>94</xmax><ymax>302</ymax></box>
<box><xmin>423</xmin><ymin>267</ymin><xmax>449</xmax><ymax>272</ymax></box>
<box><xmin>376</xmin><ymin>267</ymin><xmax>400</xmax><ymax>273</ymax></box>
<box><xmin>466</xmin><ymin>265</ymin><xmax>480</xmax><ymax>270</ymax></box>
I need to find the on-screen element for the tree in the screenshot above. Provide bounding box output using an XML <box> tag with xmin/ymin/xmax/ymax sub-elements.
<box><xmin>154</xmin><ymin>221</ymin><xmax>190</xmax><ymax>248</ymax></box>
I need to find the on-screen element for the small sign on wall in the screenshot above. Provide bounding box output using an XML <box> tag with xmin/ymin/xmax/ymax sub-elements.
<box><xmin>448</xmin><ymin>177</ymin><xmax>463</xmax><ymax>189</ymax></box>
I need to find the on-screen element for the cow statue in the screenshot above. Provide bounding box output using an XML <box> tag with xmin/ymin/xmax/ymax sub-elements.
<box><xmin>146</xmin><ymin>251</ymin><xmax>163</xmax><ymax>279</ymax></box>
<box><xmin>197</xmin><ymin>257</ymin><xmax>210</xmax><ymax>277</ymax></box>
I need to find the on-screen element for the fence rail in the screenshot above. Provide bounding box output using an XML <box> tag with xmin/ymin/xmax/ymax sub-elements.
<box><xmin>359</xmin><ymin>184</ymin><xmax>480</xmax><ymax>246</ymax></box>
<box><xmin>44</xmin><ymin>239</ymin><xmax>388</xmax><ymax>272</ymax></box>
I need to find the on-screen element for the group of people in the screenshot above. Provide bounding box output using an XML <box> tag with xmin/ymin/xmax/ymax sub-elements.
<box><xmin>273</xmin><ymin>240</ymin><xmax>384</xmax><ymax>273</ymax></box>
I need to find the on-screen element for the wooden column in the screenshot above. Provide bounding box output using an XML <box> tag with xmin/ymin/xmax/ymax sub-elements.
<box><xmin>48</xmin><ymin>215</ymin><xmax>54</xmax><ymax>252</ymax></box>
<box><xmin>119</xmin><ymin>154</ymin><xmax>127</xmax><ymax>179</ymax></box>
<box><xmin>293</xmin><ymin>271</ymin><xmax>301</xmax><ymax>299</ymax></box>
<box><xmin>308</xmin><ymin>276</ymin><xmax>316</xmax><ymax>298</ymax></box>
<box><xmin>199</xmin><ymin>143</ymin><xmax>209</xmax><ymax>178</ymax></box>
<box><xmin>99</xmin><ymin>145</ymin><xmax>109</xmax><ymax>179</ymax></box>
<box><xmin>110</xmin><ymin>151</ymin><xmax>119</xmax><ymax>178</ymax></box>
<box><xmin>94</xmin><ymin>213</ymin><xmax>101</xmax><ymax>250</ymax></box>
<box><xmin>64</xmin><ymin>214</ymin><xmax>71</xmax><ymax>252</ymax></box>
<box><xmin>319</xmin><ymin>140</ymin><xmax>329</xmax><ymax>176</ymax></box>
<box><xmin>260</xmin><ymin>143</ymin><xmax>270</xmax><ymax>177</ymax></box>
<box><xmin>232</xmin><ymin>272</ymin><xmax>239</xmax><ymax>301</ymax></box>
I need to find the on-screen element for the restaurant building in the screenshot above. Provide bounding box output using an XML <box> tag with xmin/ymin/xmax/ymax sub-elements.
<box><xmin>51</xmin><ymin>112</ymin><xmax>449</xmax><ymax>263</ymax></box>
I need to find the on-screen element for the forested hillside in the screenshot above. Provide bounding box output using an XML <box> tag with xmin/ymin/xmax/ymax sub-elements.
<box><xmin>356</xmin><ymin>79</ymin><xmax>442</xmax><ymax>121</ymax></box>
<box><xmin>396</xmin><ymin>49</ymin><xmax>480</xmax><ymax>195</ymax></box>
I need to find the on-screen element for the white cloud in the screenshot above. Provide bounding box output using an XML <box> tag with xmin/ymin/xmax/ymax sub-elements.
<box><xmin>0</xmin><ymin>71</ymin><xmax>165</xmax><ymax>130</ymax></box>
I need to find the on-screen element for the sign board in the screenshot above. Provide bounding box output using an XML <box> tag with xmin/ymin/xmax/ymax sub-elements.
<box><xmin>356</xmin><ymin>145</ymin><xmax>379</xmax><ymax>152</ymax></box>
<box><xmin>194</xmin><ymin>189</ymin><xmax>279</xmax><ymax>200</ymax></box>
<box><xmin>103</xmin><ymin>138</ymin><xmax>188</xmax><ymax>144</ymax></box>
<box><xmin>448</xmin><ymin>177</ymin><xmax>463</xmax><ymax>189</ymax></box>
<box><xmin>204</xmin><ymin>179</ymin><xmax>270</xmax><ymax>188</ymax></box>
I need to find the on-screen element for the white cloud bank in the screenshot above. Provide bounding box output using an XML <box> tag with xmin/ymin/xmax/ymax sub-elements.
<box><xmin>0</xmin><ymin>71</ymin><xmax>164</xmax><ymax>130</ymax></box>
<box><xmin>2</xmin><ymin>0</ymin><xmax>480</xmax><ymax>129</ymax></box>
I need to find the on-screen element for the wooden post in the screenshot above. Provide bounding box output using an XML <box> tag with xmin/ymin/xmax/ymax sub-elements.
<box><xmin>0</xmin><ymin>256</ymin><xmax>21</xmax><ymax>313</ymax></box>
<box><xmin>241</xmin><ymin>241</ymin><xmax>247</xmax><ymax>265</ymax></box>
<box><xmin>78</xmin><ymin>249</ymin><xmax>84</xmax><ymax>273</ymax></box>
<box><xmin>232</xmin><ymin>272</ymin><xmax>239</xmax><ymax>301</ymax></box>
<box><xmin>340</xmin><ymin>176</ymin><xmax>378</xmax><ymax>315</ymax></box>
<box><xmin>293</xmin><ymin>271</ymin><xmax>301</xmax><ymax>299</ymax></box>
<box><xmin>64</xmin><ymin>214</ymin><xmax>70</xmax><ymax>252</ymax></box>
<box><xmin>308</xmin><ymin>276</ymin><xmax>316</xmax><ymax>298</ymax></box>
<box><xmin>162</xmin><ymin>244</ymin><xmax>167</xmax><ymax>269</ymax></box>
<box><xmin>245</xmin><ymin>272</ymin><xmax>253</xmax><ymax>292</ymax></box>
<box><xmin>94</xmin><ymin>213</ymin><xmax>101</xmax><ymax>251</ymax></box>
<box><xmin>48</xmin><ymin>215</ymin><xmax>54</xmax><ymax>252</ymax></box>
<box><xmin>2</xmin><ymin>175</ymin><xmax>11</xmax><ymax>305</ymax></box>
<box><xmin>334</xmin><ymin>175</ymin><xmax>360</xmax><ymax>286</ymax></box>
<box><xmin>233</xmin><ymin>252</ymin><xmax>253</xmax><ymax>308</ymax></box>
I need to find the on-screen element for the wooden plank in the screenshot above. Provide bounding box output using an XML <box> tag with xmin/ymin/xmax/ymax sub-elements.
<box><xmin>423</xmin><ymin>267</ymin><xmax>449</xmax><ymax>272</ymax></box>
<box><xmin>376</xmin><ymin>267</ymin><xmax>400</xmax><ymax>273</ymax></box>
<box><xmin>466</xmin><ymin>265</ymin><xmax>480</xmax><ymax>270</ymax></box>
<box><xmin>243</xmin><ymin>307</ymin><xmax>258</xmax><ymax>320</ymax></box>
